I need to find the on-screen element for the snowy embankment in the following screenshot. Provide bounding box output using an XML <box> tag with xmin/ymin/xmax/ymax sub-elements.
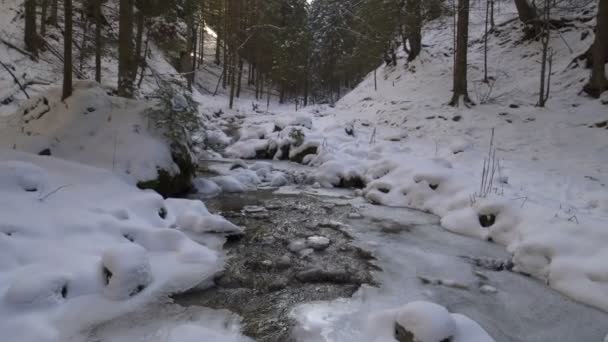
<box><xmin>0</xmin><ymin>80</ymin><xmax>247</xmax><ymax>340</ymax></box>
<box><xmin>0</xmin><ymin>149</ymin><xmax>245</xmax><ymax>342</ymax></box>
<box><xmin>219</xmin><ymin>2</ymin><xmax>608</xmax><ymax>315</ymax></box>
<box><xmin>0</xmin><ymin>81</ymin><xmax>178</xmax><ymax>183</ymax></box>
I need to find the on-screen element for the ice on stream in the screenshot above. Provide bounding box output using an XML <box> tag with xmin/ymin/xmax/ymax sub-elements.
<box><xmin>290</xmin><ymin>202</ymin><xmax>608</xmax><ymax>342</ymax></box>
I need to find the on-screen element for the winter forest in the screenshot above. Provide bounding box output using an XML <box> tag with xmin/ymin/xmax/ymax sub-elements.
<box><xmin>0</xmin><ymin>0</ymin><xmax>607</xmax><ymax>340</ymax></box>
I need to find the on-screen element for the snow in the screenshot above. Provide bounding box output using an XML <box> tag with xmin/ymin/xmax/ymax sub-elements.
<box><xmin>392</xmin><ymin>301</ymin><xmax>457</xmax><ymax>342</ymax></box>
<box><xmin>0</xmin><ymin>150</ymin><xmax>243</xmax><ymax>342</ymax></box>
<box><xmin>295</xmin><ymin>301</ymin><xmax>494</xmax><ymax>342</ymax></box>
<box><xmin>210</xmin><ymin>0</ymin><xmax>608</xmax><ymax>316</ymax></box>
<box><xmin>0</xmin><ymin>81</ymin><xmax>177</xmax><ymax>183</ymax></box>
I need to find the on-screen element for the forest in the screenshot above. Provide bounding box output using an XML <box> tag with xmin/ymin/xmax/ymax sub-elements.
<box><xmin>0</xmin><ymin>0</ymin><xmax>607</xmax><ymax>341</ymax></box>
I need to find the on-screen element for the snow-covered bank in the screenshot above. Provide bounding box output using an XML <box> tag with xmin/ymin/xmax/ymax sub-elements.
<box><xmin>0</xmin><ymin>149</ymin><xmax>244</xmax><ymax>342</ymax></box>
<box><xmin>215</xmin><ymin>1</ymin><xmax>608</xmax><ymax>315</ymax></box>
<box><xmin>0</xmin><ymin>82</ymin><xmax>183</xmax><ymax>183</ymax></box>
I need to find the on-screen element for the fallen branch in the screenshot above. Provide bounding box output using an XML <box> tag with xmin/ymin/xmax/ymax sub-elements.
<box><xmin>0</xmin><ymin>59</ymin><xmax>30</xmax><ymax>99</ymax></box>
<box><xmin>39</xmin><ymin>184</ymin><xmax>72</xmax><ymax>202</ymax></box>
<box><xmin>0</xmin><ymin>38</ymin><xmax>37</xmax><ymax>60</ymax></box>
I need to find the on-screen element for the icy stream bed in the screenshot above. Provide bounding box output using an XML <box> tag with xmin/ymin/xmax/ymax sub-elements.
<box><xmin>85</xmin><ymin>188</ymin><xmax>607</xmax><ymax>342</ymax></box>
<box><xmin>291</xmin><ymin>199</ymin><xmax>608</xmax><ymax>342</ymax></box>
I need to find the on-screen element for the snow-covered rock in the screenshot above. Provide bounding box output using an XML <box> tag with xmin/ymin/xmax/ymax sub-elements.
<box><xmin>364</xmin><ymin>301</ymin><xmax>494</xmax><ymax>342</ymax></box>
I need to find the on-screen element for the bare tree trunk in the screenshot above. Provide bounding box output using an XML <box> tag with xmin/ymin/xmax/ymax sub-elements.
<box><xmin>584</xmin><ymin>0</ymin><xmax>608</xmax><ymax>98</ymax></box>
<box><xmin>215</xmin><ymin>30</ymin><xmax>221</xmax><ymax>65</ymax></box>
<box><xmin>40</xmin><ymin>0</ymin><xmax>48</xmax><ymax>37</ymax></box>
<box><xmin>490</xmin><ymin>0</ymin><xmax>495</xmax><ymax>28</ymax></box>
<box><xmin>229</xmin><ymin>55</ymin><xmax>236</xmax><ymax>108</ymax></box>
<box><xmin>190</xmin><ymin>23</ymin><xmax>197</xmax><ymax>90</ymax></box>
<box><xmin>79</xmin><ymin>9</ymin><xmax>87</xmax><ymax>72</ymax></box>
<box><xmin>537</xmin><ymin>1</ymin><xmax>551</xmax><ymax>107</ymax></box>
<box><xmin>95</xmin><ymin>0</ymin><xmax>102</xmax><ymax>83</ymax></box>
<box><xmin>484</xmin><ymin>0</ymin><xmax>490</xmax><ymax>82</ymax></box>
<box><xmin>406</xmin><ymin>0</ymin><xmax>422</xmax><ymax>61</ymax></box>
<box><xmin>449</xmin><ymin>0</ymin><xmax>473</xmax><ymax>106</ymax></box>
<box><xmin>62</xmin><ymin>0</ymin><xmax>73</xmax><ymax>100</ymax></box>
<box><xmin>236</xmin><ymin>58</ymin><xmax>243</xmax><ymax>98</ymax></box>
<box><xmin>199</xmin><ymin>19</ymin><xmax>205</xmax><ymax>68</ymax></box>
<box><xmin>49</xmin><ymin>0</ymin><xmax>58</xmax><ymax>26</ymax></box>
<box><xmin>25</xmin><ymin>0</ymin><xmax>38</xmax><ymax>57</ymax></box>
<box><xmin>514</xmin><ymin>0</ymin><xmax>541</xmax><ymax>37</ymax></box>
<box><xmin>118</xmin><ymin>0</ymin><xmax>134</xmax><ymax>98</ymax></box>
<box><xmin>133</xmin><ymin>9</ymin><xmax>145</xmax><ymax>83</ymax></box>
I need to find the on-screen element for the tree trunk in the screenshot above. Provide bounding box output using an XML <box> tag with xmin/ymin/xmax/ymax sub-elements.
<box><xmin>236</xmin><ymin>58</ymin><xmax>243</xmax><ymax>98</ymax></box>
<box><xmin>406</xmin><ymin>0</ymin><xmax>422</xmax><ymax>61</ymax></box>
<box><xmin>79</xmin><ymin>9</ymin><xmax>87</xmax><ymax>72</ymax></box>
<box><xmin>449</xmin><ymin>0</ymin><xmax>473</xmax><ymax>106</ymax></box>
<box><xmin>584</xmin><ymin>0</ymin><xmax>608</xmax><ymax>98</ymax></box>
<box><xmin>514</xmin><ymin>0</ymin><xmax>541</xmax><ymax>36</ymax></box>
<box><xmin>484</xmin><ymin>0</ymin><xmax>490</xmax><ymax>82</ymax></box>
<box><xmin>95</xmin><ymin>0</ymin><xmax>102</xmax><ymax>83</ymax></box>
<box><xmin>199</xmin><ymin>19</ymin><xmax>205</xmax><ymax>68</ymax></box>
<box><xmin>62</xmin><ymin>0</ymin><xmax>73</xmax><ymax>100</ymax></box>
<box><xmin>537</xmin><ymin>2</ymin><xmax>551</xmax><ymax>107</ymax></box>
<box><xmin>133</xmin><ymin>9</ymin><xmax>145</xmax><ymax>83</ymax></box>
<box><xmin>118</xmin><ymin>0</ymin><xmax>134</xmax><ymax>98</ymax></box>
<box><xmin>24</xmin><ymin>0</ymin><xmax>38</xmax><ymax>57</ymax></box>
<box><xmin>190</xmin><ymin>23</ymin><xmax>197</xmax><ymax>90</ymax></box>
<box><xmin>215</xmin><ymin>30</ymin><xmax>221</xmax><ymax>65</ymax></box>
<box><xmin>49</xmin><ymin>0</ymin><xmax>58</xmax><ymax>26</ymax></box>
<box><xmin>40</xmin><ymin>0</ymin><xmax>48</xmax><ymax>37</ymax></box>
<box><xmin>229</xmin><ymin>55</ymin><xmax>236</xmax><ymax>108</ymax></box>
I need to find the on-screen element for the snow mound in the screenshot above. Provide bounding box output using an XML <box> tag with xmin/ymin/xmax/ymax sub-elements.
<box><xmin>365</xmin><ymin>301</ymin><xmax>494</xmax><ymax>342</ymax></box>
<box><xmin>102</xmin><ymin>245</ymin><xmax>153</xmax><ymax>300</ymax></box>
<box><xmin>0</xmin><ymin>82</ymin><xmax>177</xmax><ymax>183</ymax></box>
<box><xmin>0</xmin><ymin>150</ymin><xmax>232</xmax><ymax>342</ymax></box>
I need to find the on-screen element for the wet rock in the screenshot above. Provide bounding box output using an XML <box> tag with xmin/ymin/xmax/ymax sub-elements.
<box><xmin>480</xmin><ymin>284</ymin><xmax>498</xmax><ymax>294</ymax></box>
<box><xmin>347</xmin><ymin>212</ymin><xmax>363</xmax><ymax>219</ymax></box>
<box><xmin>322</xmin><ymin>203</ymin><xmax>336</xmax><ymax>210</ymax></box>
<box><xmin>276</xmin><ymin>254</ymin><xmax>292</xmax><ymax>268</ymax></box>
<box><xmin>479</xmin><ymin>213</ymin><xmax>496</xmax><ymax>228</ymax></box>
<box><xmin>298</xmin><ymin>248</ymin><xmax>315</xmax><ymax>258</ymax></box>
<box><xmin>465</xmin><ymin>256</ymin><xmax>514</xmax><ymax>272</ymax></box>
<box><xmin>318</xmin><ymin>220</ymin><xmax>343</xmax><ymax>229</ymax></box>
<box><xmin>243</xmin><ymin>205</ymin><xmax>266</xmax><ymax>214</ymax></box>
<box><xmin>265</xmin><ymin>202</ymin><xmax>282</xmax><ymax>210</ymax></box>
<box><xmin>288</xmin><ymin>239</ymin><xmax>308</xmax><ymax>253</ymax></box>
<box><xmin>38</xmin><ymin>148</ymin><xmax>51</xmax><ymax>156</ymax></box>
<box><xmin>306</xmin><ymin>236</ymin><xmax>331</xmax><ymax>251</ymax></box>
